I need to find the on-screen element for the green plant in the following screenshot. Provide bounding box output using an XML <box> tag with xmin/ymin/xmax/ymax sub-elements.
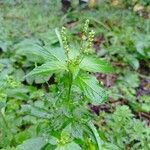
<box><xmin>1</xmin><ymin>1</ymin><xmax>150</xmax><ymax>149</ymax></box>
<box><xmin>99</xmin><ymin>106</ymin><xmax>150</xmax><ymax>150</ymax></box>
<box><xmin>15</xmin><ymin>20</ymin><xmax>113</xmax><ymax>149</ymax></box>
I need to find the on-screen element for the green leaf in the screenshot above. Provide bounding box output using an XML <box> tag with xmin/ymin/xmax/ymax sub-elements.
<box><xmin>16</xmin><ymin>39</ymin><xmax>66</xmax><ymax>63</ymax></box>
<box><xmin>15</xmin><ymin>39</ymin><xmax>48</xmax><ymax>63</ymax></box>
<box><xmin>80</xmin><ymin>55</ymin><xmax>114</xmax><ymax>73</ymax></box>
<box><xmin>21</xmin><ymin>105</ymin><xmax>52</xmax><ymax>119</ymax></box>
<box><xmin>6</xmin><ymin>88</ymin><xmax>29</xmax><ymax>100</ymax></box>
<box><xmin>16</xmin><ymin>137</ymin><xmax>47</xmax><ymax>150</ymax></box>
<box><xmin>44</xmin><ymin>47</ymin><xmax>66</xmax><ymax>62</ymax></box>
<box><xmin>126</xmin><ymin>55</ymin><xmax>139</xmax><ymax>70</ymax></box>
<box><xmin>55</xmin><ymin>142</ymin><xmax>82</xmax><ymax>150</ymax></box>
<box><xmin>26</xmin><ymin>61</ymin><xmax>67</xmax><ymax>77</ymax></box>
<box><xmin>122</xmin><ymin>72</ymin><xmax>140</xmax><ymax>88</ymax></box>
<box><xmin>88</xmin><ymin>121</ymin><xmax>104</xmax><ymax>150</ymax></box>
<box><xmin>0</xmin><ymin>102</ymin><xmax>6</xmax><ymax>110</ymax></box>
<box><xmin>75</xmin><ymin>74</ymin><xmax>107</xmax><ymax>105</ymax></box>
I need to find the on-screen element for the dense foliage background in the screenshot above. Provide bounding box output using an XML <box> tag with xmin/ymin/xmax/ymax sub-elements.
<box><xmin>0</xmin><ymin>0</ymin><xmax>150</xmax><ymax>150</ymax></box>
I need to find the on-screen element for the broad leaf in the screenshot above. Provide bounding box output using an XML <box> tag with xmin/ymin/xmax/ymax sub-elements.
<box><xmin>16</xmin><ymin>137</ymin><xmax>47</xmax><ymax>150</ymax></box>
<box><xmin>16</xmin><ymin>39</ymin><xmax>66</xmax><ymax>63</ymax></box>
<box><xmin>55</xmin><ymin>142</ymin><xmax>82</xmax><ymax>150</ymax></box>
<box><xmin>80</xmin><ymin>55</ymin><xmax>113</xmax><ymax>73</ymax></box>
<box><xmin>26</xmin><ymin>61</ymin><xmax>67</xmax><ymax>77</ymax></box>
<box><xmin>21</xmin><ymin>105</ymin><xmax>52</xmax><ymax>119</ymax></box>
<box><xmin>15</xmin><ymin>39</ymin><xmax>48</xmax><ymax>63</ymax></box>
<box><xmin>44</xmin><ymin>46</ymin><xmax>66</xmax><ymax>62</ymax></box>
<box><xmin>75</xmin><ymin>74</ymin><xmax>107</xmax><ymax>105</ymax></box>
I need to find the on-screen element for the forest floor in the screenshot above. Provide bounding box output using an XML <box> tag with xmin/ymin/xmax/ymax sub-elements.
<box><xmin>0</xmin><ymin>0</ymin><xmax>150</xmax><ymax>149</ymax></box>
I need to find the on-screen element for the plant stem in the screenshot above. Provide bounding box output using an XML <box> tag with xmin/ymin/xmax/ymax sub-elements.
<box><xmin>67</xmin><ymin>70</ymin><xmax>73</xmax><ymax>102</ymax></box>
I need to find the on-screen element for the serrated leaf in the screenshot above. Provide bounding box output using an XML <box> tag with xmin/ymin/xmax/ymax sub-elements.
<box><xmin>55</xmin><ymin>142</ymin><xmax>82</xmax><ymax>150</ymax></box>
<box><xmin>75</xmin><ymin>74</ymin><xmax>107</xmax><ymax>105</ymax></box>
<box><xmin>21</xmin><ymin>105</ymin><xmax>52</xmax><ymax>119</ymax></box>
<box><xmin>15</xmin><ymin>39</ymin><xmax>47</xmax><ymax>63</ymax></box>
<box><xmin>80</xmin><ymin>55</ymin><xmax>114</xmax><ymax>73</ymax></box>
<box><xmin>6</xmin><ymin>88</ymin><xmax>29</xmax><ymax>100</ymax></box>
<box><xmin>26</xmin><ymin>61</ymin><xmax>67</xmax><ymax>77</ymax></box>
<box><xmin>16</xmin><ymin>39</ymin><xmax>66</xmax><ymax>63</ymax></box>
<box><xmin>16</xmin><ymin>137</ymin><xmax>47</xmax><ymax>150</ymax></box>
<box><xmin>44</xmin><ymin>47</ymin><xmax>66</xmax><ymax>62</ymax></box>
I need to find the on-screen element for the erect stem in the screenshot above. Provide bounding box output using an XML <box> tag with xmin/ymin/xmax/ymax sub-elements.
<box><xmin>67</xmin><ymin>70</ymin><xmax>73</xmax><ymax>102</ymax></box>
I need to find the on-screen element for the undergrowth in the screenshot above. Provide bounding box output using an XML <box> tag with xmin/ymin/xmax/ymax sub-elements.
<box><xmin>0</xmin><ymin>1</ymin><xmax>150</xmax><ymax>150</ymax></box>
